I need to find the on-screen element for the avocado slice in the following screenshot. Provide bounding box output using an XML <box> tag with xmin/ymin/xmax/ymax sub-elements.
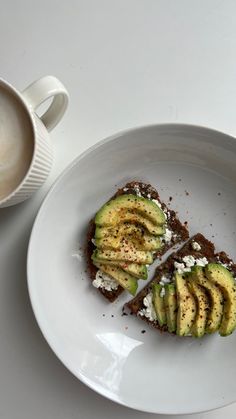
<box><xmin>175</xmin><ymin>272</ymin><xmax>197</xmax><ymax>336</ymax></box>
<box><xmin>94</xmin><ymin>248</ymin><xmax>153</xmax><ymax>264</ymax></box>
<box><xmin>187</xmin><ymin>280</ymin><xmax>209</xmax><ymax>338</ymax></box>
<box><xmin>205</xmin><ymin>264</ymin><xmax>236</xmax><ymax>336</ymax></box>
<box><xmin>92</xmin><ymin>256</ymin><xmax>148</xmax><ymax>279</ymax></box>
<box><xmin>95</xmin><ymin>195</ymin><xmax>166</xmax><ymax>230</ymax></box>
<box><xmin>95</xmin><ymin>234</ymin><xmax>162</xmax><ymax>252</ymax></box>
<box><xmin>96</xmin><ymin>263</ymin><xmax>138</xmax><ymax>296</ymax></box>
<box><xmin>118</xmin><ymin>262</ymin><xmax>148</xmax><ymax>279</ymax></box>
<box><xmin>164</xmin><ymin>284</ymin><xmax>177</xmax><ymax>333</ymax></box>
<box><xmin>152</xmin><ymin>284</ymin><xmax>166</xmax><ymax>326</ymax></box>
<box><xmin>95</xmin><ymin>224</ymin><xmax>166</xmax><ymax>239</ymax></box>
<box><xmin>191</xmin><ymin>266</ymin><xmax>224</xmax><ymax>334</ymax></box>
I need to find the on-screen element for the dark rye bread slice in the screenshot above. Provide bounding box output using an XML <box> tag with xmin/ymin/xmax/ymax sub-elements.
<box><xmin>86</xmin><ymin>181</ymin><xmax>189</xmax><ymax>302</ymax></box>
<box><xmin>125</xmin><ymin>233</ymin><xmax>236</xmax><ymax>332</ymax></box>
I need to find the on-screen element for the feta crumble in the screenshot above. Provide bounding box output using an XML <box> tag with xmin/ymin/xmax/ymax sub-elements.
<box><xmin>174</xmin><ymin>255</ymin><xmax>208</xmax><ymax>274</ymax></box>
<box><xmin>92</xmin><ymin>270</ymin><xmax>119</xmax><ymax>291</ymax></box>
<box><xmin>91</xmin><ymin>238</ymin><xmax>96</xmax><ymax>245</ymax></box>
<box><xmin>133</xmin><ymin>184</ymin><xmax>142</xmax><ymax>197</ymax></box>
<box><xmin>159</xmin><ymin>274</ymin><xmax>171</xmax><ymax>286</ymax></box>
<box><xmin>138</xmin><ymin>293</ymin><xmax>157</xmax><ymax>321</ymax></box>
<box><xmin>191</xmin><ymin>241</ymin><xmax>201</xmax><ymax>251</ymax></box>
<box><xmin>215</xmin><ymin>256</ymin><xmax>233</xmax><ymax>270</ymax></box>
<box><xmin>163</xmin><ymin>228</ymin><xmax>172</xmax><ymax>243</ymax></box>
<box><xmin>195</xmin><ymin>257</ymin><xmax>208</xmax><ymax>267</ymax></box>
<box><xmin>182</xmin><ymin>255</ymin><xmax>196</xmax><ymax>268</ymax></box>
<box><xmin>160</xmin><ymin>287</ymin><xmax>165</xmax><ymax>298</ymax></box>
<box><xmin>174</xmin><ymin>261</ymin><xmax>189</xmax><ymax>274</ymax></box>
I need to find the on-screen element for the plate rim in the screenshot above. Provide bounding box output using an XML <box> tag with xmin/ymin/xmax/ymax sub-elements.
<box><xmin>27</xmin><ymin>122</ymin><xmax>236</xmax><ymax>415</ymax></box>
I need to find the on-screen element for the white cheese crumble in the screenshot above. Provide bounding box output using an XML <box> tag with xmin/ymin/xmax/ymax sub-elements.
<box><xmin>162</xmin><ymin>228</ymin><xmax>173</xmax><ymax>243</ymax></box>
<box><xmin>182</xmin><ymin>255</ymin><xmax>196</xmax><ymax>268</ymax></box>
<box><xmin>91</xmin><ymin>238</ymin><xmax>96</xmax><ymax>245</ymax></box>
<box><xmin>215</xmin><ymin>256</ymin><xmax>233</xmax><ymax>270</ymax></box>
<box><xmin>133</xmin><ymin>184</ymin><xmax>142</xmax><ymax>197</ymax></box>
<box><xmin>138</xmin><ymin>292</ymin><xmax>157</xmax><ymax>321</ymax></box>
<box><xmin>174</xmin><ymin>255</ymin><xmax>209</xmax><ymax>273</ymax></box>
<box><xmin>174</xmin><ymin>261</ymin><xmax>189</xmax><ymax>274</ymax></box>
<box><xmin>159</xmin><ymin>274</ymin><xmax>171</xmax><ymax>286</ymax></box>
<box><xmin>195</xmin><ymin>257</ymin><xmax>208</xmax><ymax>267</ymax></box>
<box><xmin>191</xmin><ymin>241</ymin><xmax>201</xmax><ymax>251</ymax></box>
<box><xmin>92</xmin><ymin>270</ymin><xmax>119</xmax><ymax>291</ymax></box>
<box><xmin>160</xmin><ymin>287</ymin><xmax>165</xmax><ymax>298</ymax></box>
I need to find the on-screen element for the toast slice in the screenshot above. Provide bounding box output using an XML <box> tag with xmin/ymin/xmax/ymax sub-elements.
<box><xmin>86</xmin><ymin>181</ymin><xmax>189</xmax><ymax>302</ymax></box>
<box><xmin>125</xmin><ymin>233</ymin><xmax>236</xmax><ymax>334</ymax></box>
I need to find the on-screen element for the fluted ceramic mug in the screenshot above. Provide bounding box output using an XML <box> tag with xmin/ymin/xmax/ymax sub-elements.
<box><xmin>0</xmin><ymin>75</ymin><xmax>69</xmax><ymax>208</ymax></box>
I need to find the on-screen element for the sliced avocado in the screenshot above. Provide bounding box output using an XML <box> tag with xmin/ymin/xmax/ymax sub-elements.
<box><xmin>164</xmin><ymin>284</ymin><xmax>177</xmax><ymax>333</ymax></box>
<box><xmin>92</xmin><ymin>255</ymin><xmax>147</xmax><ymax>279</ymax></box>
<box><xmin>187</xmin><ymin>280</ymin><xmax>209</xmax><ymax>338</ymax></box>
<box><xmin>94</xmin><ymin>248</ymin><xmax>153</xmax><ymax>264</ymax></box>
<box><xmin>116</xmin><ymin>262</ymin><xmax>147</xmax><ymax>279</ymax></box>
<box><xmin>95</xmin><ymin>224</ymin><xmax>165</xmax><ymax>239</ymax></box>
<box><xmin>95</xmin><ymin>234</ymin><xmax>162</xmax><ymax>252</ymax></box>
<box><xmin>152</xmin><ymin>284</ymin><xmax>166</xmax><ymax>326</ymax></box>
<box><xmin>205</xmin><ymin>264</ymin><xmax>236</xmax><ymax>336</ymax></box>
<box><xmin>95</xmin><ymin>194</ymin><xmax>166</xmax><ymax>229</ymax></box>
<box><xmin>96</xmin><ymin>263</ymin><xmax>138</xmax><ymax>295</ymax></box>
<box><xmin>191</xmin><ymin>266</ymin><xmax>223</xmax><ymax>334</ymax></box>
<box><xmin>175</xmin><ymin>272</ymin><xmax>197</xmax><ymax>336</ymax></box>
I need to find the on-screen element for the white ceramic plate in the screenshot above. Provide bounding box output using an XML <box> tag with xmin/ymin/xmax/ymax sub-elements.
<box><xmin>27</xmin><ymin>124</ymin><xmax>236</xmax><ymax>415</ymax></box>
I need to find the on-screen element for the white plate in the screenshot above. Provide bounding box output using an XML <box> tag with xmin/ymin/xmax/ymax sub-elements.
<box><xmin>27</xmin><ymin>124</ymin><xmax>236</xmax><ymax>415</ymax></box>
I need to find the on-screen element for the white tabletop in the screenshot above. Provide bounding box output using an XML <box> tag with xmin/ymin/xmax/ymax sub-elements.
<box><xmin>1</xmin><ymin>1</ymin><xmax>236</xmax><ymax>418</ymax></box>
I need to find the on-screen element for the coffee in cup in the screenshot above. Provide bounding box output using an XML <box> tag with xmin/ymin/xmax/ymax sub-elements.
<box><xmin>0</xmin><ymin>84</ymin><xmax>34</xmax><ymax>200</ymax></box>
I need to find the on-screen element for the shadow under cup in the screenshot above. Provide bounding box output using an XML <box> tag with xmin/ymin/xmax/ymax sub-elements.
<box><xmin>0</xmin><ymin>82</ymin><xmax>34</xmax><ymax>202</ymax></box>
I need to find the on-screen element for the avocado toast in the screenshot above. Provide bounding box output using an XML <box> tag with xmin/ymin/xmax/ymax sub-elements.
<box><xmin>125</xmin><ymin>233</ymin><xmax>236</xmax><ymax>337</ymax></box>
<box><xmin>86</xmin><ymin>181</ymin><xmax>189</xmax><ymax>302</ymax></box>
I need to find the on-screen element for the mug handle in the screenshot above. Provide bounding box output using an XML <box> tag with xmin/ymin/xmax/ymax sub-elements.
<box><xmin>22</xmin><ymin>75</ymin><xmax>69</xmax><ymax>132</ymax></box>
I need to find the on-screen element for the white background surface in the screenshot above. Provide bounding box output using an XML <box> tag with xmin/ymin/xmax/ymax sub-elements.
<box><xmin>1</xmin><ymin>1</ymin><xmax>236</xmax><ymax>418</ymax></box>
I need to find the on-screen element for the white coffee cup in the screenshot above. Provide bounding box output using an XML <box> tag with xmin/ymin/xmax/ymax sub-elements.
<box><xmin>0</xmin><ymin>75</ymin><xmax>69</xmax><ymax>208</ymax></box>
